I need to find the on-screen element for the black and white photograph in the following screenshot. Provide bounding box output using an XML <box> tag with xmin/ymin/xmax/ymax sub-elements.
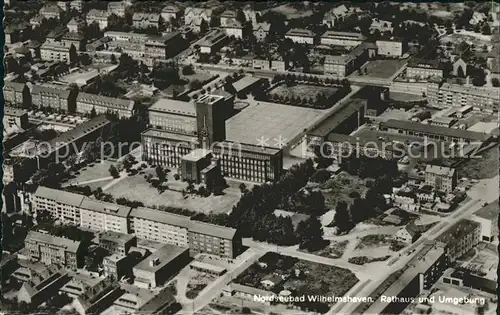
<box><xmin>1</xmin><ymin>1</ymin><xmax>499</xmax><ymax>314</ymax></box>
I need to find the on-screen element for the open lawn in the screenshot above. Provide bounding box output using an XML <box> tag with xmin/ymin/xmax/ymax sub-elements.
<box><xmin>104</xmin><ymin>171</ymin><xmax>240</xmax><ymax>214</ymax></box>
<box><xmin>269</xmin><ymin>84</ymin><xmax>339</xmax><ymax>100</ymax></box>
<box><xmin>353</xmin><ymin>59</ymin><xmax>407</xmax><ymax>79</ymax></box>
<box><xmin>355</xmin><ymin>234</ymin><xmax>393</xmax><ymax>250</ymax></box>
<box><xmin>313</xmin><ymin>240</ymin><xmax>349</xmax><ymax>259</ymax></box>
<box><xmin>65</xmin><ymin>160</ymin><xmax>115</xmax><ymax>186</ymax></box>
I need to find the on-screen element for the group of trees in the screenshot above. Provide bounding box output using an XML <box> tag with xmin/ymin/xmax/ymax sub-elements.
<box><xmin>331</xmin><ymin>155</ymin><xmax>401</xmax><ymax>233</ymax></box>
<box><xmin>225</xmin><ymin>160</ymin><xmax>327</xmax><ymax>249</ymax></box>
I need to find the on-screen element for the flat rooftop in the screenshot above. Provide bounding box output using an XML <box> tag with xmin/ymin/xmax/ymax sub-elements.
<box><xmin>309</xmin><ymin>98</ymin><xmax>367</xmax><ymax>137</ymax></box>
<box><xmin>99</xmin><ymin>231</ymin><xmax>136</xmax><ymax>244</ymax></box>
<box><xmin>79</xmin><ymin>198</ymin><xmax>132</xmax><ymax>218</ymax></box>
<box><xmin>437</xmin><ymin>219</ymin><xmax>481</xmax><ymax>246</ymax></box>
<box><xmin>182</xmin><ymin>149</ymin><xmax>212</xmax><ymax>162</ymax></box>
<box><xmin>141</xmin><ymin>129</ymin><xmax>199</xmax><ymax>144</ymax></box>
<box><xmin>133</xmin><ymin>244</ymin><xmax>187</xmax><ymax>273</ymax></box>
<box><xmin>380</xmin><ymin>119</ymin><xmax>491</xmax><ymax>142</ymax></box>
<box><xmin>474</xmin><ymin>200</ymin><xmax>499</xmax><ymax>220</ymax></box>
<box><xmin>226</xmin><ymin>101</ymin><xmax>324</xmax><ymax>147</ymax></box>
<box><xmin>149</xmin><ymin>98</ymin><xmax>196</xmax><ymax>117</ymax></box>
<box><xmin>4</xmin><ymin>107</ymin><xmax>27</xmax><ymax>117</ymax></box>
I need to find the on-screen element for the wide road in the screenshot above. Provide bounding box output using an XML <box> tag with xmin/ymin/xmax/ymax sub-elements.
<box><xmin>328</xmin><ymin>175</ymin><xmax>499</xmax><ymax>315</ymax></box>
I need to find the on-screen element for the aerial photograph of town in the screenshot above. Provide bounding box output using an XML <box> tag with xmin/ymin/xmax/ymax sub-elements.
<box><xmin>1</xmin><ymin>1</ymin><xmax>499</xmax><ymax>315</ymax></box>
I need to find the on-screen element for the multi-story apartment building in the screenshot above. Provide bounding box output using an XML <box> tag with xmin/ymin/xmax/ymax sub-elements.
<box><xmin>31</xmin><ymin>84</ymin><xmax>77</xmax><ymax>112</ymax></box>
<box><xmin>4</xmin><ymin>108</ymin><xmax>29</xmax><ymax>130</ymax></box>
<box><xmin>212</xmin><ymin>141</ymin><xmax>283</xmax><ymax>183</ymax></box>
<box><xmin>107</xmin><ymin>1</ymin><xmax>128</xmax><ymax>17</ymax></box>
<box><xmin>320</xmin><ymin>31</ymin><xmax>365</xmax><ymax>47</ymax></box>
<box><xmin>99</xmin><ymin>231</ymin><xmax>137</xmax><ymax>255</ymax></box>
<box><xmin>324</xmin><ymin>55</ymin><xmax>353</xmax><ymax>78</ymax></box>
<box><xmin>406</xmin><ymin>59</ymin><xmax>443</xmax><ymax>79</ymax></box>
<box><xmin>424</xmin><ymin>165</ymin><xmax>457</xmax><ymax>193</ymax></box>
<box><xmin>184</xmin><ymin>7</ymin><xmax>212</xmax><ymax>26</ymax></box>
<box><xmin>86</xmin><ymin>9</ymin><xmax>109</xmax><ymax>30</ymax></box>
<box><xmin>220</xmin><ymin>10</ymin><xmax>237</xmax><ymax>27</ymax></box>
<box><xmin>197</xmin><ymin>30</ymin><xmax>229</xmax><ymax>54</ymax></box>
<box><xmin>222</xmin><ymin>20</ymin><xmax>243</xmax><ymax>39</ymax></box>
<box><xmin>376</xmin><ymin>38</ymin><xmax>404</xmax><ymax>57</ymax></box>
<box><xmin>105</xmin><ymin>31</ymin><xmax>149</xmax><ymax>43</ymax></box>
<box><xmin>40</xmin><ymin>42</ymin><xmax>77</xmax><ymax>63</ymax></box>
<box><xmin>252</xmin><ymin>57</ymin><xmax>287</xmax><ymax>71</ymax></box>
<box><xmin>39</xmin><ymin>4</ymin><xmax>63</xmax><ymax>20</ymax></box>
<box><xmin>379</xmin><ymin>119</ymin><xmax>491</xmax><ymax>144</ymax></box>
<box><xmin>30</xmin><ymin>187</ymin><xmax>244</xmax><ymax>259</ymax></box>
<box><xmin>32</xmin><ymin>186</ymin><xmax>85</xmax><ymax>225</ymax></box>
<box><xmin>61</xmin><ymin>32</ymin><xmax>86</xmax><ymax>51</ymax></box>
<box><xmin>437</xmin><ymin>219</ymin><xmax>481</xmax><ymax>263</ymax></box>
<box><xmin>322</xmin><ymin>5</ymin><xmax>349</xmax><ymax>28</ymax></box>
<box><xmin>326</xmin><ymin>133</ymin><xmax>395</xmax><ymax>159</ymax></box>
<box><xmin>79</xmin><ymin>199</ymin><xmax>132</xmax><ymax>234</ymax></box>
<box><xmin>4</xmin><ymin>81</ymin><xmax>31</xmax><ymax>108</ymax></box>
<box><xmin>253</xmin><ymin>23</ymin><xmax>270</xmax><ymax>42</ymax></box>
<box><xmin>67</xmin><ymin>17</ymin><xmax>86</xmax><ymax>33</ymax></box>
<box><xmin>188</xmin><ymin>221</ymin><xmax>241</xmax><ymax>258</ymax></box>
<box><xmin>161</xmin><ymin>4</ymin><xmax>181</xmax><ymax>22</ymax></box>
<box><xmin>129</xmin><ymin>207</ymin><xmax>191</xmax><ymax>247</ymax></box>
<box><xmin>70</xmin><ymin>0</ymin><xmax>84</xmax><ymax>12</ymax></box>
<box><xmin>132</xmin><ymin>13</ymin><xmax>161</xmax><ymax>29</ymax></box>
<box><xmin>426</xmin><ymin>83</ymin><xmax>499</xmax><ymax>113</ymax></box>
<box><xmin>37</xmin><ymin>115</ymin><xmax>112</xmax><ymax>165</ymax></box>
<box><xmin>285</xmin><ymin>28</ymin><xmax>316</xmax><ymax>45</ymax></box>
<box><xmin>25</xmin><ymin>231</ymin><xmax>83</xmax><ymax>269</ymax></box>
<box><xmin>76</xmin><ymin>92</ymin><xmax>135</xmax><ymax>118</ymax></box>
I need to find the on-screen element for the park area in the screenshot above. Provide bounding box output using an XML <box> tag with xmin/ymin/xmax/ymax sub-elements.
<box><xmin>65</xmin><ymin>159</ymin><xmax>241</xmax><ymax>214</ymax></box>
<box><xmin>269</xmin><ymin>83</ymin><xmax>339</xmax><ymax>102</ymax></box>
<box><xmin>104</xmin><ymin>168</ymin><xmax>241</xmax><ymax>214</ymax></box>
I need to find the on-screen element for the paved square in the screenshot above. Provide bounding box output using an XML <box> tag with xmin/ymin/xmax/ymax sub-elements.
<box><xmin>226</xmin><ymin>101</ymin><xmax>324</xmax><ymax>147</ymax></box>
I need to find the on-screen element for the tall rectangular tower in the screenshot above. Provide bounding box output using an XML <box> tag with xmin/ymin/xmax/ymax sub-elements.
<box><xmin>196</xmin><ymin>94</ymin><xmax>228</xmax><ymax>148</ymax></box>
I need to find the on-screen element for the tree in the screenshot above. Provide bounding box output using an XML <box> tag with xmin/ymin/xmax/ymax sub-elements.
<box><xmin>109</xmin><ymin>165</ymin><xmax>119</xmax><ymax>178</ymax></box>
<box><xmin>156</xmin><ymin>166</ymin><xmax>166</xmax><ymax>182</ymax></box>
<box><xmin>492</xmin><ymin>78</ymin><xmax>499</xmax><ymax>87</ymax></box>
<box><xmin>481</xmin><ymin>23</ymin><xmax>491</xmax><ymax>35</ymax></box>
<box><xmin>239</xmin><ymin>183</ymin><xmax>248</xmax><ymax>195</ymax></box>
<box><xmin>333</xmin><ymin>201</ymin><xmax>352</xmax><ymax>233</ymax></box>
<box><xmin>236</xmin><ymin>9</ymin><xmax>246</xmax><ymax>24</ymax></box>
<box><xmin>90</xmin><ymin>107</ymin><xmax>97</xmax><ymax>118</ymax></box>
<box><xmin>295</xmin><ymin>216</ymin><xmax>325</xmax><ymax>251</ymax></box>
<box><xmin>182</xmin><ymin>65</ymin><xmax>194</xmax><ymax>75</ymax></box>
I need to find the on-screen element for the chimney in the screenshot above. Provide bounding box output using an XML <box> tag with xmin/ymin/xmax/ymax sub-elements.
<box><xmin>150</xmin><ymin>257</ymin><xmax>160</xmax><ymax>267</ymax></box>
